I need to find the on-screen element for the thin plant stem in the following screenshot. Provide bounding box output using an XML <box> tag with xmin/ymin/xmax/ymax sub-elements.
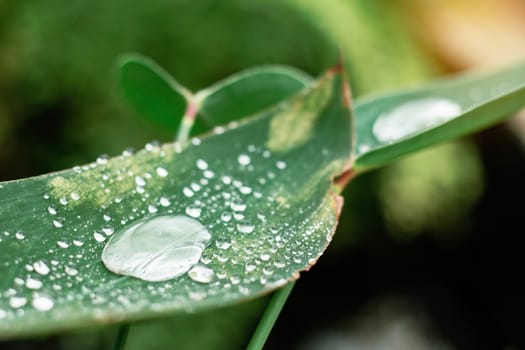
<box><xmin>246</xmin><ymin>281</ymin><xmax>296</xmax><ymax>350</ymax></box>
<box><xmin>112</xmin><ymin>324</ymin><xmax>130</xmax><ymax>350</ymax></box>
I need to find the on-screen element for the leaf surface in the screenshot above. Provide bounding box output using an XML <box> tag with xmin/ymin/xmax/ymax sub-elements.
<box><xmin>354</xmin><ymin>61</ymin><xmax>525</xmax><ymax>171</ymax></box>
<box><xmin>0</xmin><ymin>67</ymin><xmax>352</xmax><ymax>339</ymax></box>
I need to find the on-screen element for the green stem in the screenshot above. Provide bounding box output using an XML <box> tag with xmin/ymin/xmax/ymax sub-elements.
<box><xmin>246</xmin><ymin>281</ymin><xmax>296</xmax><ymax>350</ymax></box>
<box><xmin>112</xmin><ymin>324</ymin><xmax>130</xmax><ymax>350</ymax></box>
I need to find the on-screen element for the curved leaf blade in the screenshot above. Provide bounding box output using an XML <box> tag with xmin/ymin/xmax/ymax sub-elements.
<box><xmin>197</xmin><ymin>65</ymin><xmax>311</xmax><ymax>128</ymax></box>
<box><xmin>354</xmin><ymin>61</ymin><xmax>525</xmax><ymax>171</ymax></box>
<box><xmin>118</xmin><ymin>53</ymin><xmax>190</xmax><ymax>131</ymax></box>
<box><xmin>0</xmin><ymin>67</ymin><xmax>352</xmax><ymax>339</ymax></box>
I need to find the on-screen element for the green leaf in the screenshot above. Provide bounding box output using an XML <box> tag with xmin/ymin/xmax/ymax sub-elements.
<box><xmin>354</xmin><ymin>61</ymin><xmax>525</xmax><ymax>171</ymax></box>
<box><xmin>196</xmin><ymin>65</ymin><xmax>311</xmax><ymax>128</ymax></box>
<box><xmin>118</xmin><ymin>54</ymin><xmax>311</xmax><ymax>135</ymax></box>
<box><xmin>0</xmin><ymin>67</ymin><xmax>352</xmax><ymax>339</ymax></box>
<box><xmin>118</xmin><ymin>53</ymin><xmax>190</xmax><ymax>131</ymax></box>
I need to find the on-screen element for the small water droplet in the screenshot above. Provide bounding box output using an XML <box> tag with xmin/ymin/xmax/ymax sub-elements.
<box><xmin>230</xmin><ymin>201</ymin><xmax>246</xmax><ymax>212</ymax></box>
<box><xmin>183</xmin><ymin>187</ymin><xmax>194</xmax><ymax>198</ymax></box>
<box><xmin>196</xmin><ymin>159</ymin><xmax>208</xmax><ymax>170</ymax></box>
<box><xmin>47</xmin><ymin>206</ymin><xmax>57</xmax><ymax>215</ymax></box>
<box><xmin>215</xmin><ymin>236</ymin><xmax>232</xmax><ymax>250</ymax></box>
<box><xmin>70</xmin><ymin>192</ymin><xmax>80</xmax><ymax>201</ymax></box>
<box><xmin>122</xmin><ymin>148</ymin><xmax>135</xmax><ymax>157</ymax></box>
<box><xmin>236</xmin><ymin>221</ymin><xmax>255</xmax><ymax>234</ymax></box>
<box><xmin>159</xmin><ymin>197</ymin><xmax>171</xmax><ymax>207</ymax></box>
<box><xmin>59</xmin><ymin>197</ymin><xmax>68</xmax><ymax>206</ymax></box>
<box><xmin>238</xmin><ymin>154</ymin><xmax>251</xmax><ymax>166</ymax></box>
<box><xmin>135</xmin><ymin>176</ymin><xmax>146</xmax><ymax>187</ymax></box>
<box><xmin>145</xmin><ymin>140</ymin><xmax>160</xmax><ymax>151</ymax></box>
<box><xmin>156</xmin><ymin>167</ymin><xmax>168</xmax><ymax>177</ymax></box>
<box><xmin>32</xmin><ymin>295</ymin><xmax>54</xmax><ymax>311</ymax></box>
<box><xmin>185</xmin><ymin>207</ymin><xmax>201</xmax><ymax>218</ymax></box>
<box><xmin>57</xmin><ymin>241</ymin><xmax>69</xmax><ymax>248</ymax></box>
<box><xmin>260</xmin><ymin>253</ymin><xmax>271</xmax><ymax>261</ymax></box>
<box><xmin>53</xmin><ymin>218</ymin><xmax>65</xmax><ymax>228</ymax></box>
<box><xmin>220</xmin><ymin>212</ymin><xmax>232</xmax><ymax>222</ymax></box>
<box><xmin>373</xmin><ymin>97</ymin><xmax>461</xmax><ymax>143</ymax></box>
<box><xmin>65</xmin><ymin>266</ymin><xmax>78</xmax><ymax>276</ymax></box>
<box><xmin>0</xmin><ymin>309</ymin><xmax>6</xmax><ymax>318</ymax></box>
<box><xmin>240</xmin><ymin>186</ymin><xmax>252</xmax><ymax>195</ymax></box>
<box><xmin>101</xmin><ymin>215</ymin><xmax>211</xmax><ymax>282</ymax></box>
<box><xmin>9</xmin><ymin>296</ymin><xmax>27</xmax><ymax>309</ymax></box>
<box><xmin>73</xmin><ymin>240</ymin><xmax>84</xmax><ymax>247</ymax></box>
<box><xmin>276</xmin><ymin>161</ymin><xmax>287</xmax><ymax>170</ymax></box>
<box><xmin>94</xmin><ymin>232</ymin><xmax>106</xmax><ymax>242</ymax></box>
<box><xmin>103</xmin><ymin>214</ymin><xmax>112</xmax><ymax>222</ymax></box>
<box><xmin>102</xmin><ymin>226</ymin><xmax>114</xmax><ymax>236</ymax></box>
<box><xmin>15</xmin><ymin>231</ymin><xmax>25</xmax><ymax>240</ymax></box>
<box><xmin>33</xmin><ymin>261</ymin><xmax>50</xmax><ymax>275</ymax></box>
<box><xmin>203</xmin><ymin>170</ymin><xmax>215</xmax><ymax>179</ymax></box>
<box><xmin>188</xmin><ymin>264</ymin><xmax>214</xmax><ymax>283</ymax></box>
<box><xmin>96</xmin><ymin>154</ymin><xmax>110</xmax><ymax>165</ymax></box>
<box><xmin>191</xmin><ymin>138</ymin><xmax>201</xmax><ymax>146</ymax></box>
<box><xmin>148</xmin><ymin>205</ymin><xmax>158</xmax><ymax>214</ymax></box>
<box><xmin>26</xmin><ymin>278</ymin><xmax>43</xmax><ymax>290</ymax></box>
<box><xmin>221</xmin><ymin>176</ymin><xmax>232</xmax><ymax>185</ymax></box>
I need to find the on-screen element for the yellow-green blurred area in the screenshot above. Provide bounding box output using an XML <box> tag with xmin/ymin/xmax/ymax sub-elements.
<box><xmin>1</xmin><ymin>0</ymin><xmax>524</xmax><ymax>349</ymax></box>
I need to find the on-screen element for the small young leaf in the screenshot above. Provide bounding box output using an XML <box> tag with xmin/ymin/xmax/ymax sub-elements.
<box><xmin>0</xmin><ymin>67</ymin><xmax>352</xmax><ymax>339</ymax></box>
<box><xmin>354</xmin><ymin>61</ymin><xmax>525</xmax><ymax>171</ymax></box>
<box><xmin>118</xmin><ymin>53</ymin><xmax>191</xmax><ymax>131</ymax></box>
<box><xmin>196</xmin><ymin>65</ymin><xmax>311</xmax><ymax>128</ymax></box>
<box><xmin>118</xmin><ymin>53</ymin><xmax>311</xmax><ymax>135</ymax></box>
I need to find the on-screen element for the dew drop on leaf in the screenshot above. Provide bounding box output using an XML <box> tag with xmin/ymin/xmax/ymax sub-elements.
<box><xmin>101</xmin><ymin>215</ymin><xmax>211</xmax><ymax>282</ymax></box>
<box><xmin>185</xmin><ymin>207</ymin><xmax>201</xmax><ymax>218</ymax></box>
<box><xmin>25</xmin><ymin>278</ymin><xmax>43</xmax><ymax>290</ymax></box>
<box><xmin>32</xmin><ymin>295</ymin><xmax>54</xmax><ymax>312</ymax></box>
<box><xmin>187</xmin><ymin>264</ymin><xmax>214</xmax><ymax>283</ymax></box>
<box><xmin>9</xmin><ymin>296</ymin><xmax>27</xmax><ymax>309</ymax></box>
<box><xmin>155</xmin><ymin>167</ymin><xmax>168</xmax><ymax>178</ymax></box>
<box><xmin>33</xmin><ymin>261</ymin><xmax>50</xmax><ymax>276</ymax></box>
<box><xmin>238</xmin><ymin>154</ymin><xmax>251</xmax><ymax>166</ymax></box>
<box><xmin>373</xmin><ymin>97</ymin><xmax>461</xmax><ymax>143</ymax></box>
<box><xmin>196</xmin><ymin>159</ymin><xmax>208</xmax><ymax>170</ymax></box>
<box><xmin>236</xmin><ymin>221</ymin><xmax>255</xmax><ymax>234</ymax></box>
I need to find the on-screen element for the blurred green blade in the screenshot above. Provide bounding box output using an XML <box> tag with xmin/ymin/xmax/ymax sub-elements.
<box><xmin>196</xmin><ymin>65</ymin><xmax>311</xmax><ymax>129</ymax></box>
<box><xmin>0</xmin><ymin>67</ymin><xmax>352</xmax><ymax>339</ymax></box>
<box><xmin>354</xmin><ymin>61</ymin><xmax>525</xmax><ymax>171</ymax></box>
<box><xmin>118</xmin><ymin>53</ymin><xmax>189</xmax><ymax>131</ymax></box>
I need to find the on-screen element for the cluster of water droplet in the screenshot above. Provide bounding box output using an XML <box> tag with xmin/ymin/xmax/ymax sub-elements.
<box><xmin>0</xmin><ymin>134</ymin><xmax>334</xmax><ymax>323</ymax></box>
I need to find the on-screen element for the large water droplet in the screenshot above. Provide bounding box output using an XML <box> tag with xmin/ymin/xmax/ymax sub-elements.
<box><xmin>373</xmin><ymin>98</ymin><xmax>461</xmax><ymax>143</ymax></box>
<box><xmin>101</xmin><ymin>215</ymin><xmax>211</xmax><ymax>282</ymax></box>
